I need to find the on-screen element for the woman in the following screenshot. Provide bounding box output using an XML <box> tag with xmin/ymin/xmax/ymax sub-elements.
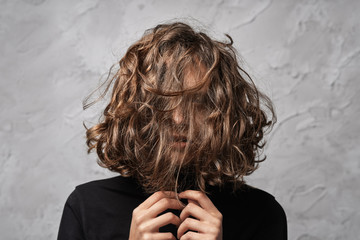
<box><xmin>58</xmin><ymin>22</ymin><xmax>287</xmax><ymax>240</ymax></box>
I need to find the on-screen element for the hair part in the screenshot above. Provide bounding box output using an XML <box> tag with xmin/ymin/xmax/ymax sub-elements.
<box><xmin>84</xmin><ymin>22</ymin><xmax>276</xmax><ymax>194</ymax></box>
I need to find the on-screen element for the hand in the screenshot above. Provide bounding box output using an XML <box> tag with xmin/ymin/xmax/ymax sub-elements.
<box><xmin>177</xmin><ymin>190</ymin><xmax>223</xmax><ymax>240</ymax></box>
<box><xmin>129</xmin><ymin>191</ymin><xmax>185</xmax><ymax>240</ymax></box>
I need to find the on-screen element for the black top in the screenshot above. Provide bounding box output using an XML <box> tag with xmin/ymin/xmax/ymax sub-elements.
<box><xmin>57</xmin><ymin>175</ymin><xmax>287</xmax><ymax>240</ymax></box>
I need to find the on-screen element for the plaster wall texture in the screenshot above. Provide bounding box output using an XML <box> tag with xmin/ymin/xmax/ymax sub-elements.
<box><xmin>0</xmin><ymin>0</ymin><xmax>359</xmax><ymax>239</ymax></box>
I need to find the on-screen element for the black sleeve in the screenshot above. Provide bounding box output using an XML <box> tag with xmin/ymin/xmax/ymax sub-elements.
<box><xmin>252</xmin><ymin>198</ymin><xmax>288</xmax><ymax>240</ymax></box>
<box><xmin>57</xmin><ymin>190</ymin><xmax>85</xmax><ymax>240</ymax></box>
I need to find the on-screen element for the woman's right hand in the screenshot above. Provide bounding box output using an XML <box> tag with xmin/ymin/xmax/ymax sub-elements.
<box><xmin>129</xmin><ymin>191</ymin><xmax>185</xmax><ymax>240</ymax></box>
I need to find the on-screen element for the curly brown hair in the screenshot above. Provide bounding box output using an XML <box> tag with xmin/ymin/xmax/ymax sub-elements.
<box><xmin>84</xmin><ymin>22</ymin><xmax>276</xmax><ymax>194</ymax></box>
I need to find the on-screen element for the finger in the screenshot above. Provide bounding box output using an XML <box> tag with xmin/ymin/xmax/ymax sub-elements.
<box><xmin>180</xmin><ymin>232</ymin><xmax>205</xmax><ymax>240</ymax></box>
<box><xmin>177</xmin><ymin>218</ymin><xmax>206</xmax><ymax>239</ymax></box>
<box><xmin>147</xmin><ymin>197</ymin><xmax>184</xmax><ymax>217</ymax></box>
<box><xmin>179</xmin><ymin>190</ymin><xmax>219</xmax><ymax>213</ymax></box>
<box><xmin>145</xmin><ymin>212</ymin><xmax>181</xmax><ymax>231</ymax></box>
<box><xmin>149</xmin><ymin>232</ymin><xmax>177</xmax><ymax>240</ymax></box>
<box><xmin>179</xmin><ymin>231</ymin><xmax>202</xmax><ymax>240</ymax></box>
<box><xmin>179</xmin><ymin>202</ymin><xmax>210</xmax><ymax>222</ymax></box>
<box><xmin>187</xmin><ymin>199</ymin><xmax>200</xmax><ymax>206</ymax></box>
<box><xmin>137</xmin><ymin>191</ymin><xmax>177</xmax><ymax>210</ymax></box>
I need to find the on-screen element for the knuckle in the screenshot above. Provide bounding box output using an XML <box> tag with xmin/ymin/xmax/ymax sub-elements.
<box><xmin>187</xmin><ymin>202</ymin><xmax>196</xmax><ymax>208</ymax></box>
<box><xmin>137</xmin><ymin>225</ymin><xmax>144</xmax><ymax>233</ymax></box>
<box><xmin>169</xmin><ymin>212</ymin><xmax>178</xmax><ymax>221</ymax></box>
<box><xmin>183</xmin><ymin>217</ymin><xmax>191</xmax><ymax>226</ymax></box>
<box><xmin>216</xmin><ymin>212</ymin><xmax>223</xmax><ymax>221</ymax></box>
<box><xmin>154</xmin><ymin>191</ymin><xmax>163</xmax><ymax>198</ymax></box>
<box><xmin>216</xmin><ymin>220</ymin><xmax>222</xmax><ymax>228</ymax></box>
<box><xmin>182</xmin><ymin>231</ymin><xmax>194</xmax><ymax>239</ymax></box>
<box><xmin>142</xmin><ymin>233</ymin><xmax>151</xmax><ymax>240</ymax></box>
<box><xmin>163</xmin><ymin>191</ymin><xmax>175</xmax><ymax>197</ymax></box>
<box><xmin>135</xmin><ymin>215</ymin><xmax>144</xmax><ymax>224</ymax></box>
<box><xmin>131</xmin><ymin>213</ymin><xmax>139</xmax><ymax>224</ymax></box>
<box><xmin>195</xmin><ymin>191</ymin><xmax>203</xmax><ymax>199</ymax></box>
<box><xmin>163</xmin><ymin>211</ymin><xmax>171</xmax><ymax>217</ymax></box>
<box><xmin>212</xmin><ymin>218</ymin><xmax>222</xmax><ymax>229</ymax></box>
<box><xmin>164</xmin><ymin>232</ymin><xmax>175</xmax><ymax>240</ymax></box>
<box><xmin>160</xmin><ymin>197</ymin><xmax>171</xmax><ymax>205</ymax></box>
<box><xmin>133</xmin><ymin>211</ymin><xmax>146</xmax><ymax>224</ymax></box>
<box><xmin>138</xmin><ymin>224</ymin><xmax>146</xmax><ymax>233</ymax></box>
<box><xmin>181</xmin><ymin>206</ymin><xmax>189</xmax><ymax>215</ymax></box>
<box><xmin>132</xmin><ymin>207</ymin><xmax>139</xmax><ymax>216</ymax></box>
<box><xmin>164</xmin><ymin>212</ymin><xmax>174</xmax><ymax>220</ymax></box>
<box><xmin>209</xmin><ymin>226</ymin><xmax>219</xmax><ymax>234</ymax></box>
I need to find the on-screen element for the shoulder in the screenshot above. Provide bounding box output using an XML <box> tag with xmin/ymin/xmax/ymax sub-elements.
<box><xmin>239</xmin><ymin>185</ymin><xmax>284</xmax><ymax>206</ymax></box>
<box><xmin>212</xmin><ymin>183</ymin><xmax>280</xmax><ymax>205</ymax></box>
<box><xmin>211</xmin><ymin>184</ymin><xmax>287</xmax><ymax>239</ymax></box>
<box><xmin>212</xmin><ymin>184</ymin><xmax>287</xmax><ymax>227</ymax></box>
<box><xmin>65</xmin><ymin>175</ymin><xmax>146</xmax><ymax>209</ymax></box>
<box><xmin>63</xmin><ymin>175</ymin><xmax>147</xmax><ymax>222</ymax></box>
<box><xmin>75</xmin><ymin>175</ymin><xmax>144</xmax><ymax>196</ymax></box>
<box><xmin>237</xmin><ymin>184</ymin><xmax>286</xmax><ymax>219</ymax></box>
<box><xmin>242</xmin><ymin>185</ymin><xmax>288</xmax><ymax>238</ymax></box>
<box><xmin>236</xmin><ymin>185</ymin><xmax>287</xmax><ymax>238</ymax></box>
<box><xmin>59</xmin><ymin>176</ymin><xmax>147</xmax><ymax>239</ymax></box>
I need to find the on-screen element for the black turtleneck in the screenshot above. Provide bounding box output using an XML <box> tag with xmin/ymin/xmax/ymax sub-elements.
<box><xmin>57</xmin><ymin>175</ymin><xmax>287</xmax><ymax>240</ymax></box>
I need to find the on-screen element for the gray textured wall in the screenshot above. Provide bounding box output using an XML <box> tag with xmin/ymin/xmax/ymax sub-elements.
<box><xmin>1</xmin><ymin>0</ymin><xmax>359</xmax><ymax>239</ymax></box>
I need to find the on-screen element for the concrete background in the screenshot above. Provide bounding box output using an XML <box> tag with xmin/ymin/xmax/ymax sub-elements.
<box><xmin>0</xmin><ymin>0</ymin><xmax>359</xmax><ymax>239</ymax></box>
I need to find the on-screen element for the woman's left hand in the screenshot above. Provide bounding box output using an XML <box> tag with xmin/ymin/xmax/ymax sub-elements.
<box><xmin>177</xmin><ymin>190</ymin><xmax>223</xmax><ymax>240</ymax></box>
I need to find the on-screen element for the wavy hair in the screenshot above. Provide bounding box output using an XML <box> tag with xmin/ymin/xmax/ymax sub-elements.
<box><xmin>84</xmin><ymin>22</ymin><xmax>276</xmax><ymax>194</ymax></box>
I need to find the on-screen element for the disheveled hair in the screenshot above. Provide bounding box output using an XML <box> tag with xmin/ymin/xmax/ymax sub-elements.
<box><xmin>84</xmin><ymin>22</ymin><xmax>276</xmax><ymax>194</ymax></box>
